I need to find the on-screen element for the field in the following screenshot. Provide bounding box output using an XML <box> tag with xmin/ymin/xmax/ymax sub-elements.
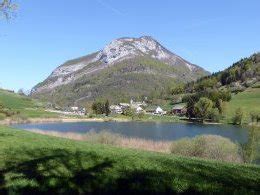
<box><xmin>225</xmin><ymin>88</ymin><xmax>260</xmax><ymax>123</ymax></box>
<box><xmin>0</xmin><ymin>125</ymin><xmax>259</xmax><ymax>194</ymax></box>
<box><xmin>0</xmin><ymin>89</ymin><xmax>58</xmax><ymax>118</ymax></box>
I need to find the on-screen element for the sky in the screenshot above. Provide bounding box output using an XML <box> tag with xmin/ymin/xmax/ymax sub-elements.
<box><xmin>0</xmin><ymin>0</ymin><xmax>259</xmax><ymax>91</ymax></box>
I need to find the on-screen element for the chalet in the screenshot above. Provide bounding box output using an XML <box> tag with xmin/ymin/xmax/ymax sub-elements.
<box><xmin>136</xmin><ymin>106</ymin><xmax>144</xmax><ymax>113</ymax></box>
<box><xmin>172</xmin><ymin>104</ymin><xmax>186</xmax><ymax>115</ymax></box>
<box><xmin>154</xmin><ymin>106</ymin><xmax>166</xmax><ymax>115</ymax></box>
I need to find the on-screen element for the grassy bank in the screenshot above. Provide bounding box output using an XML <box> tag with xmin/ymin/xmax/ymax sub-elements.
<box><xmin>0</xmin><ymin>89</ymin><xmax>59</xmax><ymax>119</ymax></box>
<box><xmin>90</xmin><ymin>113</ymin><xmax>182</xmax><ymax>123</ymax></box>
<box><xmin>224</xmin><ymin>88</ymin><xmax>260</xmax><ymax>124</ymax></box>
<box><xmin>0</xmin><ymin>126</ymin><xmax>259</xmax><ymax>194</ymax></box>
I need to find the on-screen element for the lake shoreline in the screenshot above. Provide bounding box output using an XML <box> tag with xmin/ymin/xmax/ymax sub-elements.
<box><xmin>1</xmin><ymin>116</ymin><xmax>226</xmax><ymax>126</ymax></box>
<box><xmin>0</xmin><ymin>117</ymin><xmax>132</xmax><ymax>125</ymax></box>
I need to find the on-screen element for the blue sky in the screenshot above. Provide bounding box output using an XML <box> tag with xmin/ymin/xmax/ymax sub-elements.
<box><xmin>0</xmin><ymin>0</ymin><xmax>259</xmax><ymax>91</ymax></box>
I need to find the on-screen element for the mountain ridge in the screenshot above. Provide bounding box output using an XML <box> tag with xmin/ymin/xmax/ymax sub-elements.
<box><xmin>32</xmin><ymin>36</ymin><xmax>209</xmax><ymax>106</ymax></box>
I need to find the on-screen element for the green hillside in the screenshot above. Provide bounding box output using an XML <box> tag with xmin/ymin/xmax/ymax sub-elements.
<box><xmin>33</xmin><ymin>57</ymin><xmax>185</xmax><ymax>106</ymax></box>
<box><xmin>169</xmin><ymin>53</ymin><xmax>260</xmax><ymax>124</ymax></box>
<box><xmin>0</xmin><ymin>126</ymin><xmax>259</xmax><ymax>194</ymax></box>
<box><xmin>225</xmin><ymin>87</ymin><xmax>260</xmax><ymax>123</ymax></box>
<box><xmin>184</xmin><ymin>53</ymin><xmax>260</xmax><ymax>93</ymax></box>
<box><xmin>0</xmin><ymin>89</ymin><xmax>57</xmax><ymax>118</ymax></box>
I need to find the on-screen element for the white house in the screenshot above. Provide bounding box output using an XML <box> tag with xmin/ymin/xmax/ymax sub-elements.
<box><xmin>110</xmin><ymin>105</ymin><xmax>123</xmax><ymax>114</ymax></box>
<box><xmin>71</xmin><ymin>106</ymin><xmax>79</xmax><ymax>111</ymax></box>
<box><xmin>136</xmin><ymin>106</ymin><xmax>144</xmax><ymax>113</ymax></box>
<box><xmin>154</xmin><ymin>106</ymin><xmax>166</xmax><ymax>115</ymax></box>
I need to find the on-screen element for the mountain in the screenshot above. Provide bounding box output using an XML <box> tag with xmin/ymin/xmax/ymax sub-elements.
<box><xmin>32</xmin><ymin>36</ymin><xmax>209</xmax><ymax>106</ymax></box>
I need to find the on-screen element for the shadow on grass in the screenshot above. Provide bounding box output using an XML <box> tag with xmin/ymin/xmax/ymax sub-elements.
<box><xmin>152</xmin><ymin>157</ymin><xmax>260</xmax><ymax>194</ymax></box>
<box><xmin>0</xmin><ymin>148</ymin><xmax>116</xmax><ymax>194</ymax></box>
<box><xmin>0</xmin><ymin>132</ymin><xmax>14</xmax><ymax>137</ymax></box>
<box><xmin>0</xmin><ymin>147</ymin><xmax>259</xmax><ymax>194</ymax></box>
<box><xmin>0</xmin><ymin>148</ymin><xmax>180</xmax><ymax>194</ymax></box>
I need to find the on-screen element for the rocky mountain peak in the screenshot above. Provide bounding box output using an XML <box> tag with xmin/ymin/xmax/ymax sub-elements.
<box><xmin>96</xmin><ymin>36</ymin><xmax>171</xmax><ymax>64</ymax></box>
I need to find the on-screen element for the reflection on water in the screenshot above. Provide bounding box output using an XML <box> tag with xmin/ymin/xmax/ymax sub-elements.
<box><xmin>13</xmin><ymin>121</ymin><xmax>249</xmax><ymax>143</ymax></box>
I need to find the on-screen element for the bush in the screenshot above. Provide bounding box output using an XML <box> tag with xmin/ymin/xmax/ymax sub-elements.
<box><xmin>11</xmin><ymin>114</ymin><xmax>28</xmax><ymax>121</ymax></box>
<box><xmin>232</xmin><ymin>108</ymin><xmax>243</xmax><ymax>125</ymax></box>
<box><xmin>170</xmin><ymin>135</ymin><xmax>242</xmax><ymax>163</ymax></box>
<box><xmin>88</xmin><ymin>113</ymin><xmax>95</xmax><ymax>118</ymax></box>
<box><xmin>208</xmin><ymin>108</ymin><xmax>221</xmax><ymax>122</ymax></box>
<box><xmin>250</xmin><ymin>111</ymin><xmax>260</xmax><ymax>123</ymax></box>
<box><xmin>123</xmin><ymin>108</ymin><xmax>135</xmax><ymax>118</ymax></box>
<box><xmin>0</xmin><ymin>113</ymin><xmax>6</xmax><ymax>120</ymax></box>
<box><xmin>136</xmin><ymin>112</ymin><xmax>145</xmax><ymax>120</ymax></box>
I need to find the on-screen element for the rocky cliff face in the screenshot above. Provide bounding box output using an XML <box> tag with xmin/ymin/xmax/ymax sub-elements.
<box><xmin>32</xmin><ymin>36</ymin><xmax>209</xmax><ymax>105</ymax></box>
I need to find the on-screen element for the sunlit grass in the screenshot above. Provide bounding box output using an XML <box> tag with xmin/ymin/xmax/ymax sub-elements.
<box><xmin>225</xmin><ymin>88</ymin><xmax>260</xmax><ymax>123</ymax></box>
<box><xmin>0</xmin><ymin>125</ymin><xmax>259</xmax><ymax>194</ymax></box>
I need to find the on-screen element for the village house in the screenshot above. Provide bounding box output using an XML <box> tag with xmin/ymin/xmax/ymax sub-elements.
<box><xmin>172</xmin><ymin>104</ymin><xmax>187</xmax><ymax>116</ymax></box>
<box><xmin>110</xmin><ymin>105</ymin><xmax>123</xmax><ymax>114</ymax></box>
<box><xmin>119</xmin><ymin>103</ymin><xmax>130</xmax><ymax>111</ymax></box>
<box><xmin>154</xmin><ymin>106</ymin><xmax>166</xmax><ymax>115</ymax></box>
<box><xmin>136</xmin><ymin>106</ymin><xmax>144</xmax><ymax>113</ymax></box>
<box><xmin>70</xmin><ymin>106</ymin><xmax>86</xmax><ymax>115</ymax></box>
<box><xmin>71</xmin><ymin>106</ymin><xmax>79</xmax><ymax>112</ymax></box>
<box><xmin>110</xmin><ymin>99</ymin><xmax>147</xmax><ymax>114</ymax></box>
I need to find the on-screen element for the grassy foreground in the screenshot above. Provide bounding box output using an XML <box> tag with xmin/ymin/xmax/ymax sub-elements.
<box><xmin>0</xmin><ymin>126</ymin><xmax>259</xmax><ymax>194</ymax></box>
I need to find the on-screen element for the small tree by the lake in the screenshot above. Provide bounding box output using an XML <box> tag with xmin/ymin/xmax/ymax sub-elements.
<box><xmin>232</xmin><ymin>108</ymin><xmax>243</xmax><ymax>125</ymax></box>
<box><xmin>123</xmin><ymin>107</ymin><xmax>135</xmax><ymax>120</ymax></box>
<box><xmin>91</xmin><ymin>99</ymin><xmax>110</xmax><ymax>116</ymax></box>
<box><xmin>104</xmin><ymin>100</ymin><xmax>110</xmax><ymax>116</ymax></box>
<box><xmin>194</xmin><ymin>97</ymin><xmax>213</xmax><ymax>123</ymax></box>
<box><xmin>241</xmin><ymin>126</ymin><xmax>260</xmax><ymax>163</ymax></box>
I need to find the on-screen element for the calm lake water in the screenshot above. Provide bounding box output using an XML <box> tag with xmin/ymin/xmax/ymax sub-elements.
<box><xmin>13</xmin><ymin>121</ymin><xmax>249</xmax><ymax>143</ymax></box>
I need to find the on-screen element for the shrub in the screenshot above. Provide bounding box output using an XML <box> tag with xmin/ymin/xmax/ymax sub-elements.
<box><xmin>136</xmin><ymin>112</ymin><xmax>145</xmax><ymax>120</ymax></box>
<box><xmin>123</xmin><ymin>108</ymin><xmax>135</xmax><ymax>119</ymax></box>
<box><xmin>241</xmin><ymin>126</ymin><xmax>260</xmax><ymax>163</ymax></box>
<box><xmin>208</xmin><ymin>108</ymin><xmax>221</xmax><ymax>122</ymax></box>
<box><xmin>11</xmin><ymin>114</ymin><xmax>28</xmax><ymax>121</ymax></box>
<box><xmin>88</xmin><ymin>113</ymin><xmax>95</xmax><ymax>118</ymax></box>
<box><xmin>250</xmin><ymin>111</ymin><xmax>260</xmax><ymax>123</ymax></box>
<box><xmin>170</xmin><ymin>135</ymin><xmax>242</xmax><ymax>163</ymax></box>
<box><xmin>232</xmin><ymin>108</ymin><xmax>243</xmax><ymax>125</ymax></box>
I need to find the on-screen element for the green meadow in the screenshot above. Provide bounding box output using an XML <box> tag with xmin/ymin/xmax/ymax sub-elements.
<box><xmin>225</xmin><ymin>88</ymin><xmax>260</xmax><ymax>123</ymax></box>
<box><xmin>0</xmin><ymin>89</ymin><xmax>58</xmax><ymax>118</ymax></box>
<box><xmin>0</xmin><ymin>125</ymin><xmax>259</xmax><ymax>194</ymax></box>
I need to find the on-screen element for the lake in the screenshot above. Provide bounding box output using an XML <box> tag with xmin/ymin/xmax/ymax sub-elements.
<box><xmin>13</xmin><ymin>121</ymin><xmax>249</xmax><ymax>143</ymax></box>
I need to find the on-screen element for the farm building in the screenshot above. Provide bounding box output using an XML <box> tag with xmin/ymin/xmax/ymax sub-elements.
<box><xmin>172</xmin><ymin>104</ymin><xmax>186</xmax><ymax>115</ymax></box>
